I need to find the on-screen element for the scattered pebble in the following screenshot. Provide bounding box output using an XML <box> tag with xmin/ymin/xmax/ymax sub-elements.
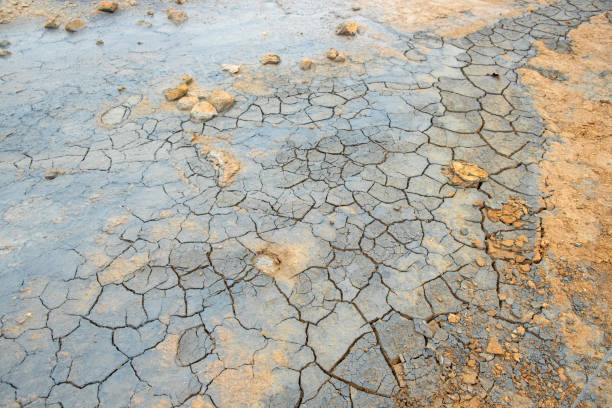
<box><xmin>300</xmin><ymin>58</ymin><xmax>313</xmax><ymax>70</ymax></box>
<box><xmin>167</xmin><ymin>8</ymin><xmax>188</xmax><ymax>24</ymax></box>
<box><xmin>260</xmin><ymin>54</ymin><xmax>280</xmax><ymax>65</ymax></box>
<box><xmin>137</xmin><ymin>20</ymin><xmax>152</xmax><ymax>28</ymax></box>
<box><xmin>44</xmin><ymin>168</ymin><xmax>62</xmax><ymax>180</ymax></box>
<box><xmin>190</xmin><ymin>101</ymin><xmax>217</xmax><ymax>122</ymax></box>
<box><xmin>448</xmin><ymin>313</ymin><xmax>460</xmax><ymax>324</ymax></box>
<box><xmin>326</xmin><ymin>48</ymin><xmax>345</xmax><ymax>62</ymax></box>
<box><xmin>336</xmin><ymin>21</ymin><xmax>358</xmax><ymax>36</ymax></box>
<box><xmin>98</xmin><ymin>2</ymin><xmax>118</xmax><ymax>13</ymax></box>
<box><xmin>164</xmin><ymin>84</ymin><xmax>189</xmax><ymax>101</ymax></box>
<box><xmin>182</xmin><ymin>74</ymin><xmax>193</xmax><ymax>85</ymax></box>
<box><xmin>221</xmin><ymin>64</ymin><xmax>241</xmax><ymax>74</ymax></box>
<box><xmin>326</xmin><ymin>48</ymin><xmax>339</xmax><ymax>60</ymax></box>
<box><xmin>44</xmin><ymin>16</ymin><xmax>60</xmax><ymax>29</ymax></box>
<box><xmin>65</xmin><ymin>19</ymin><xmax>86</xmax><ymax>32</ymax></box>
<box><xmin>486</xmin><ymin>337</ymin><xmax>504</xmax><ymax>355</ymax></box>
<box><xmin>476</xmin><ymin>257</ymin><xmax>486</xmax><ymax>267</ymax></box>
<box><xmin>176</xmin><ymin>0</ymin><xmax>187</xmax><ymax>4</ymax></box>
<box><xmin>96</xmin><ymin>39</ymin><xmax>104</xmax><ymax>45</ymax></box>
<box><xmin>0</xmin><ymin>49</ymin><xmax>11</xmax><ymax>57</ymax></box>
<box><xmin>0</xmin><ymin>40</ymin><xmax>10</xmax><ymax>48</ymax></box>
<box><xmin>206</xmin><ymin>89</ymin><xmax>234</xmax><ymax>112</ymax></box>
<box><xmin>177</xmin><ymin>96</ymin><xmax>199</xmax><ymax>111</ymax></box>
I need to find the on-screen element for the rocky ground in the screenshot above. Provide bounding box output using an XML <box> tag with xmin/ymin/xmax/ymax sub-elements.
<box><xmin>0</xmin><ymin>0</ymin><xmax>610</xmax><ymax>407</ymax></box>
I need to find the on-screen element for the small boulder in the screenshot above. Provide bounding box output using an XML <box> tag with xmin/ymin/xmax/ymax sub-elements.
<box><xmin>260</xmin><ymin>54</ymin><xmax>280</xmax><ymax>65</ymax></box>
<box><xmin>177</xmin><ymin>96</ymin><xmax>199</xmax><ymax>111</ymax></box>
<box><xmin>167</xmin><ymin>8</ymin><xmax>187</xmax><ymax>24</ymax></box>
<box><xmin>65</xmin><ymin>19</ymin><xmax>86</xmax><ymax>32</ymax></box>
<box><xmin>336</xmin><ymin>21</ymin><xmax>358</xmax><ymax>36</ymax></box>
<box><xmin>207</xmin><ymin>89</ymin><xmax>234</xmax><ymax>112</ymax></box>
<box><xmin>44</xmin><ymin>16</ymin><xmax>60</xmax><ymax>29</ymax></box>
<box><xmin>221</xmin><ymin>64</ymin><xmax>241</xmax><ymax>74</ymax></box>
<box><xmin>98</xmin><ymin>2</ymin><xmax>118</xmax><ymax>13</ymax></box>
<box><xmin>164</xmin><ymin>84</ymin><xmax>189</xmax><ymax>101</ymax></box>
<box><xmin>300</xmin><ymin>58</ymin><xmax>313</xmax><ymax>70</ymax></box>
<box><xmin>190</xmin><ymin>101</ymin><xmax>217</xmax><ymax>122</ymax></box>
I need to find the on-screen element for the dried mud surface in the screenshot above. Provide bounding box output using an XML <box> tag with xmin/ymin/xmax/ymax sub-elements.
<box><xmin>0</xmin><ymin>0</ymin><xmax>611</xmax><ymax>407</ymax></box>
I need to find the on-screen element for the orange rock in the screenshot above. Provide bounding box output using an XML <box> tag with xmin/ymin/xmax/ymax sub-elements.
<box><xmin>486</xmin><ymin>337</ymin><xmax>504</xmax><ymax>354</ymax></box>
<box><xmin>98</xmin><ymin>2</ymin><xmax>118</xmax><ymax>13</ymax></box>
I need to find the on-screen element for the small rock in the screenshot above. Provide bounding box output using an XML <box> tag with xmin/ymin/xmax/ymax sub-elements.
<box><xmin>486</xmin><ymin>337</ymin><xmax>504</xmax><ymax>355</ymax></box>
<box><xmin>207</xmin><ymin>89</ymin><xmax>234</xmax><ymax>112</ymax></box>
<box><xmin>300</xmin><ymin>58</ymin><xmax>313</xmax><ymax>70</ymax></box>
<box><xmin>137</xmin><ymin>20</ymin><xmax>152</xmax><ymax>28</ymax></box>
<box><xmin>98</xmin><ymin>2</ymin><xmax>118</xmax><ymax>13</ymax></box>
<box><xmin>0</xmin><ymin>50</ymin><xmax>10</xmax><ymax>57</ymax></box>
<box><xmin>448</xmin><ymin>313</ymin><xmax>460</xmax><ymax>324</ymax></box>
<box><xmin>461</xmin><ymin>369</ymin><xmax>479</xmax><ymax>385</ymax></box>
<box><xmin>515</xmin><ymin>326</ymin><xmax>525</xmax><ymax>336</ymax></box>
<box><xmin>221</xmin><ymin>64</ymin><xmax>241</xmax><ymax>74</ymax></box>
<box><xmin>44</xmin><ymin>16</ymin><xmax>60</xmax><ymax>29</ymax></box>
<box><xmin>96</xmin><ymin>39</ymin><xmax>104</xmax><ymax>45</ymax></box>
<box><xmin>167</xmin><ymin>8</ymin><xmax>187</xmax><ymax>24</ymax></box>
<box><xmin>476</xmin><ymin>257</ymin><xmax>486</xmax><ymax>267</ymax></box>
<box><xmin>176</xmin><ymin>0</ymin><xmax>186</xmax><ymax>4</ymax></box>
<box><xmin>334</xmin><ymin>53</ymin><xmax>346</xmax><ymax>62</ymax></box>
<box><xmin>182</xmin><ymin>74</ymin><xmax>193</xmax><ymax>85</ymax></box>
<box><xmin>45</xmin><ymin>168</ymin><xmax>62</xmax><ymax>180</ymax></box>
<box><xmin>190</xmin><ymin>101</ymin><xmax>217</xmax><ymax>122</ymax></box>
<box><xmin>260</xmin><ymin>53</ymin><xmax>280</xmax><ymax>65</ymax></box>
<box><xmin>117</xmin><ymin>86</ymin><xmax>125</xmax><ymax>92</ymax></box>
<box><xmin>326</xmin><ymin>48</ymin><xmax>339</xmax><ymax>60</ymax></box>
<box><xmin>164</xmin><ymin>84</ymin><xmax>188</xmax><ymax>101</ymax></box>
<box><xmin>0</xmin><ymin>40</ymin><xmax>10</xmax><ymax>48</ymax></box>
<box><xmin>65</xmin><ymin>19</ymin><xmax>86</xmax><ymax>32</ymax></box>
<box><xmin>177</xmin><ymin>96</ymin><xmax>198</xmax><ymax>111</ymax></box>
<box><xmin>336</xmin><ymin>21</ymin><xmax>358</xmax><ymax>36</ymax></box>
<box><xmin>352</xmin><ymin>7</ymin><xmax>361</xmax><ymax>11</ymax></box>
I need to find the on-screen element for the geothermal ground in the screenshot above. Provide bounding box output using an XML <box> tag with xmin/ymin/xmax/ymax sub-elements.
<box><xmin>0</xmin><ymin>0</ymin><xmax>610</xmax><ymax>407</ymax></box>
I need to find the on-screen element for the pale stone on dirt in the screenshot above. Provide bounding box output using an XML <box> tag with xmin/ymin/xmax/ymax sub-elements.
<box><xmin>221</xmin><ymin>64</ymin><xmax>241</xmax><ymax>74</ymax></box>
<box><xmin>164</xmin><ymin>84</ymin><xmax>188</xmax><ymax>101</ymax></box>
<box><xmin>176</xmin><ymin>96</ymin><xmax>198</xmax><ymax>111</ymax></box>
<box><xmin>206</xmin><ymin>89</ymin><xmax>234</xmax><ymax>112</ymax></box>
<box><xmin>98</xmin><ymin>2</ymin><xmax>118</xmax><ymax>13</ymax></box>
<box><xmin>448</xmin><ymin>313</ymin><xmax>460</xmax><ymax>324</ymax></box>
<box><xmin>260</xmin><ymin>54</ymin><xmax>280</xmax><ymax>65</ymax></box>
<box><xmin>190</xmin><ymin>101</ymin><xmax>217</xmax><ymax>122</ymax></box>
<box><xmin>65</xmin><ymin>19</ymin><xmax>85</xmax><ymax>32</ymax></box>
<box><xmin>167</xmin><ymin>8</ymin><xmax>187</xmax><ymax>24</ymax></box>
<box><xmin>336</xmin><ymin>21</ymin><xmax>358</xmax><ymax>36</ymax></box>
<box><xmin>486</xmin><ymin>337</ymin><xmax>504</xmax><ymax>354</ymax></box>
<box><xmin>0</xmin><ymin>49</ymin><xmax>10</xmax><ymax>57</ymax></box>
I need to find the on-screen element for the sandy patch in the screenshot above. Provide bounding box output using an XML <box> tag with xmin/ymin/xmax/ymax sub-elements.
<box><xmin>355</xmin><ymin>0</ymin><xmax>554</xmax><ymax>38</ymax></box>
<box><xmin>519</xmin><ymin>10</ymin><xmax>611</xmax><ymax>374</ymax></box>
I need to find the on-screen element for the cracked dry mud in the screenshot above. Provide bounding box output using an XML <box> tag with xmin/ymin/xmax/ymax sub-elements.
<box><xmin>0</xmin><ymin>0</ymin><xmax>610</xmax><ymax>407</ymax></box>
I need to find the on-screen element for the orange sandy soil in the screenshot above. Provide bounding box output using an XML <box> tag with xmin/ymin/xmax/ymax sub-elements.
<box><xmin>355</xmin><ymin>0</ymin><xmax>556</xmax><ymax>38</ymax></box>
<box><xmin>520</xmin><ymin>11</ymin><xmax>612</xmax><ymax>406</ymax></box>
